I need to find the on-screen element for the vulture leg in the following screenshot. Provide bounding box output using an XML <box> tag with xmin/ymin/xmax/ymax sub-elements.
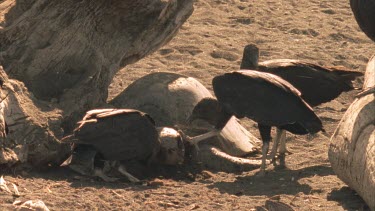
<box><xmin>267</xmin><ymin>128</ymin><xmax>283</xmax><ymax>165</ymax></box>
<box><xmin>278</xmin><ymin>130</ymin><xmax>287</xmax><ymax>167</ymax></box>
<box><xmin>117</xmin><ymin>164</ymin><xmax>141</xmax><ymax>183</ymax></box>
<box><xmin>93</xmin><ymin>168</ymin><xmax>119</xmax><ymax>182</ymax></box>
<box><xmin>185</xmin><ymin>130</ymin><xmax>221</xmax><ymax>150</ymax></box>
<box><xmin>258</xmin><ymin>124</ymin><xmax>272</xmax><ymax>176</ymax></box>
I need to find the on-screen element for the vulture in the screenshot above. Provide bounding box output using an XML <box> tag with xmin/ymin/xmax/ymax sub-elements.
<box><xmin>350</xmin><ymin>0</ymin><xmax>375</xmax><ymax>42</ymax></box>
<box><xmin>241</xmin><ymin>44</ymin><xmax>363</xmax><ymax>107</ymax></box>
<box><xmin>239</xmin><ymin>44</ymin><xmax>363</xmax><ymax>163</ymax></box>
<box><xmin>188</xmin><ymin>71</ymin><xmax>324</xmax><ymax>175</ymax></box>
<box><xmin>62</xmin><ymin>109</ymin><xmax>185</xmax><ymax>182</ymax></box>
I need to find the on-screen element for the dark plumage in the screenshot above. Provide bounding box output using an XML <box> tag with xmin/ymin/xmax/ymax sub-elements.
<box><xmin>62</xmin><ymin>109</ymin><xmax>186</xmax><ymax>181</ymax></box>
<box><xmin>189</xmin><ymin>71</ymin><xmax>324</xmax><ymax>174</ymax></box>
<box><xmin>350</xmin><ymin>0</ymin><xmax>375</xmax><ymax>42</ymax></box>
<box><xmin>213</xmin><ymin>71</ymin><xmax>323</xmax><ymax>134</ymax></box>
<box><xmin>63</xmin><ymin>109</ymin><xmax>160</xmax><ymax>162</ymax></box>
<box><xmin>240</xmin><ymin>44</ymin><xmax>364</xmax><ymax>107</ymax></box>
<box><xmin>239</xmin><ymin>44</ymin><xmax>362</xmax><ymax>167</ymax></box>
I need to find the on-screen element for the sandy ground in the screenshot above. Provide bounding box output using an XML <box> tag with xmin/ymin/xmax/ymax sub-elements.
<box><xmin>1</xmin><ymin>0</ymin><xmax>375</xmax><ymax>210</ymax></box>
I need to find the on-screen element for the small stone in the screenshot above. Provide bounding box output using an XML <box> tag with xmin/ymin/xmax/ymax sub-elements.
<box><xmin>14</xmin><ymin>200</ymin><xmax>50</xmax><ymax>211</ymax></box>
<box><xmin>201</xmin><ymin>170</ymin><xmax>215</xmax><ymax>179</ymax></box>
<box><xmin>148</xmin><ymin>179</ymin><xmax>164</xmax><ymax>186</ymax></box>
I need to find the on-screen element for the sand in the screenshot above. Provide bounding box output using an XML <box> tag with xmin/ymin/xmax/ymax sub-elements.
<box><xmin>1</xmin><ymin>0</ymin><xmax>375</xmax><ymax>210</ymax></box>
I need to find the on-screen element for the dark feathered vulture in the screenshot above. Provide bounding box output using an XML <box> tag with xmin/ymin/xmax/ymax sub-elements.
<box><xmin>65</xmin><ymin>109</ymin><xmax>160</xmax><ymax>161</ymax></box>
<box><xmin>350</xmin><ymin>0</ymin><xmax>375</xmax><ymax>42</ymax></box>
<box><xmin>240</xmin><ymin>44</ymin><xmax>364</xmax><ymax>107</ymax></box>
<box><xmin>62</xmin><ymin>109</ymin><xmax>185</xmax><ymax>182</ymax></box>
<box><xmin>240</xmin><ymin>44</ymin><xmax>363</xmax><ymax>164</ymax></box>
<box><xmin>188</xmin><ymin>71</ymin><xmax>324</xmax><ymax>175</ymax></box>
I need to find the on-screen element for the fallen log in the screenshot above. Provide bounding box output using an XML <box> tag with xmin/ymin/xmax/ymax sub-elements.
<box><xmin>0</xmin><ymin>0</ymin><xmax>193</xmax><ymax>166</ymax></box>
<box><xmin>329</xmin><ymin>55</ymin><xmax>375</xmax><ymax>210</ymax></box>
<box><xmin>0</xmin><ymin>66</ymin><xmax>70</xmax><ymax>166</ymax></box>
<box><xmin>0</xmin><ymin>0</ymin><xmax>193</xmax><ymax>132</ymax></box>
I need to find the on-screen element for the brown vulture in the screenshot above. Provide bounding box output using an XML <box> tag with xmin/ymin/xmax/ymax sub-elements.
<box><xmin>62</xmin><ymin>109</ymin><xmax>185</xmax><ymax>182</ymax></box>
<box><xmin>188</xmin><ymin>71</ymin><xmax>324</xmax><ymax>175</ymax></box>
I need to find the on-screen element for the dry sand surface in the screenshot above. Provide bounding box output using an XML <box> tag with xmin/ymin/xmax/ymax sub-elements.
<box><xmin>1</xmin><ymin>0</ymin><xmax>375</xmax><ymax>210</ymax></box>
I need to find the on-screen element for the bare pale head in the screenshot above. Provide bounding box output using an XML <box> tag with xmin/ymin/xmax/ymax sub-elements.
<box><xmin>157</xmin><ymin>127</ymin><xmax>185</xmax><ymax>165</ymax></box>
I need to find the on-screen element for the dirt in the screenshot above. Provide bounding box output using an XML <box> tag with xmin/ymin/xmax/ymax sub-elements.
<box><xmin>1</xmin><ymin>0</ymin><xmax>374</xmax><ymax>210</ymax></box>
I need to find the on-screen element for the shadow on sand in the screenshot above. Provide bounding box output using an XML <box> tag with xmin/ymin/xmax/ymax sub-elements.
<box><xmin>327</xmin><ymin>187</ymin><xmax>370</xmax><ymax>211</ymax></box>
<box><xmin>207</xmin><ymin>165</ymin><xmax>334</xmax><ymax>197</ymax></box>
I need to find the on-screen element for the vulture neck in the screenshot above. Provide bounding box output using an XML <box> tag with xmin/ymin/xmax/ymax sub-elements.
<box><xmin>240</xmin><ymin>53</ymin><xmax>259</xmax><ymax>70</ymax></box>
<box><xmin>214</xmin><ymin>109</ymin><xmax>233</xmax><ymax>130</ymax></box>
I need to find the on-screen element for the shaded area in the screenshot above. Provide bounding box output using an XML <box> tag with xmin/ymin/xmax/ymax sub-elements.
<box><xmin>328</xmin><ymin>187</ymin><xmax>370</xmax><ymax>211</ymax></box>
<box><xmin>329</xmin><ymin>55</ymin><xmax>375</xmax><ymax>210</ymax></box>
<box><xmin>208</xmin><ymin>165</ymin><xmax>334</xmax><ymax>197</ymax></box>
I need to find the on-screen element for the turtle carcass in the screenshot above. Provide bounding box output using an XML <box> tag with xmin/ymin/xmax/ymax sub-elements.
<box><xmin>110</xmin><ymin>72</ymin><xmax>263</xmax><ymax>172</ymax></box>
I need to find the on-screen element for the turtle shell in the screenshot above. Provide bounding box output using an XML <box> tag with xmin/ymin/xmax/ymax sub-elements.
<box><xmin>110</xmin><ymin>72</ymin><xmax>260</xmax><ymax>156</ymax></box>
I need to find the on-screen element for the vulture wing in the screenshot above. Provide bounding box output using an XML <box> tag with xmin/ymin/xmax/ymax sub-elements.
<box><xmin>257</xmin><ymin>59</ymin><xmax>363</xmax><ymax>106</ymax></box>
<box><xmin>350</xmin><ymin>0</ymin><xmax>375</xmax><ymax>42</ymax></box>
<box><xmin>70</xmin><ymin>109</ymin><xmax>160</xmax><ymax>161</ymax></box>
<box><xmin>213</xmin><ymin>71</ymin><xmax>322</xmax><ymax>133</ymax></box>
